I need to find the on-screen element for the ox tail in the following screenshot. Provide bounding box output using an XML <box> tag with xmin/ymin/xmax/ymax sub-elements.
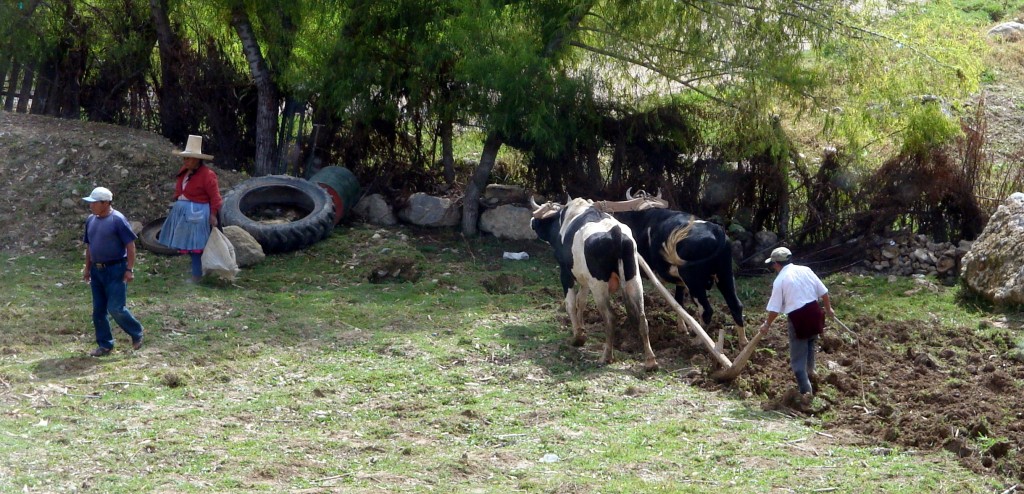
<box><xmin>660</xmin><ymin>221</ymin><xmax>702</xmax><ymax>267</ymax></box>
<box><xmin>605</xmin><ymin>225</ymin><xmax>624</xmax><ymax>294</ymax></box>
<box><xmin>611</xmin><ymin>225</ymin><xmax>639</xmax><ymax>284</ymax></box>
<box><xmin>612</xmin><ymin>225</ymin><xmax>645</xmax><ymax>324</ymax></box>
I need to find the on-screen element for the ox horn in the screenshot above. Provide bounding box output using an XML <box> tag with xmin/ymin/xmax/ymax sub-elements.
<box><xmin>529</xmin><ymin>195</ymin><xmax>541</xmax><ymax>211</ymax></box>
<box><xmin>626</xmin><ymin>187</ymin><xmax>634</xmax><ymax>200</ymax></box>
<box><xmin>656</xmin><ymin>188</ymin><xmax>663</xmax><ymax>199</ymax></box>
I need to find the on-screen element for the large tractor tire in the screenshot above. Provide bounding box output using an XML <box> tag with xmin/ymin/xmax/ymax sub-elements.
<box><xmin>220</xmin><ymin>175</ymin><xmax>335</xmax><ymax>254</ymax></box>
<box><xmin>139</xmin><ymin>217</ymin><xmax>180</xmax><ymax>256</ymax></box>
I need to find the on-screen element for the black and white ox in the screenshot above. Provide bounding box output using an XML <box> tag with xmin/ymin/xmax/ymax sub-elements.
<box><xmin>612</xmin><ymin>190</ymin><xmax>746</xmax><ymax>352</ymax></box>
<box><xmin>530</xmin><ymin>197</ymin><xmax>659</xmax><ymax>371</ymax></box>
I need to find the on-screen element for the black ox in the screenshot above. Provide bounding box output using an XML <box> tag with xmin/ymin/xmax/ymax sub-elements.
<box><xmin>611</xmin><ymin>192</ymin><xmax>746</xmax><ymax>352</ymax></box>
<box><xmin>530</xmin><ymin>197</ymin><xmax>659</xmax><ymax>371</ymax></box>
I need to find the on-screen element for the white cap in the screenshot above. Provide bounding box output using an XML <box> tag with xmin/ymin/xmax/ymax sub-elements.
<box><xmin>83</xmin><ymin>187</ymin><xmax>113</xmax><ymax>203</ymax></box>
<box><xmin>765</xmin><ymin>246</ymin><xmax>792</xmax><ymax>264</ymax></box>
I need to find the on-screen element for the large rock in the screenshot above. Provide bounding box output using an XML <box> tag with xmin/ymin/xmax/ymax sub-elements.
<box><xmin>353</xmin><ymin>193</ymin><xmax>398</xmax><ymax>226</ymax></box>
<box><xmin>754</xmin><ymin>230</ymin><xmax>778</xmax><ymax>248</ymax></box>
<box><xmin>988</xmin><ymin>22</ymin><xmax>1024</xmax><ymax>39</ymax></box>
<box><xmin>730</xmin><ymin>239</ymin><xmax>745</xmax><ymax>264</ymax></box>
<box><xmin>479</xmin><ymin>204</ymin><xmax>537</xmax><ymax>240</ymax></box>
<box><xmin>398</xmin><ymin>192</ymin><xmax>461</xmax><ymax>227</ymax></box>
<box><xmin>222</xmin><ymin>225</ymin><xmax>265</xmax><ymax>268</ymax></box>
<box><xmin>961</xmin><ymin>193</ymin><xmax>1024</xmax><ymax>305</ymax></box>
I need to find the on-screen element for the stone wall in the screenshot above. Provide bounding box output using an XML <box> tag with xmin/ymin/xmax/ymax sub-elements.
<box><xmin>863</xmin><ymin>231</ymin><xmax>972</xmax><ymax>283</ymax></box>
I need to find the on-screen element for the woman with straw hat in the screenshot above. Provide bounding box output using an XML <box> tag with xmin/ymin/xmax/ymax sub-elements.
<box><xmin>158</xmin><ymin>135</ymin><xmax>223</xmax><ymax>283</ymax></box>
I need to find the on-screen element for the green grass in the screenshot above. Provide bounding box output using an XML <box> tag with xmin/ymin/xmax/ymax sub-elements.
<box><xmin>0</xmin><ymin>225</ymin><xmax>1011</xmax><ymax>492</ymax></box>
<box><xmin>952</xmin><ymin>0</ymin><xmax>1024</xmax><ymax>22</ymax></box>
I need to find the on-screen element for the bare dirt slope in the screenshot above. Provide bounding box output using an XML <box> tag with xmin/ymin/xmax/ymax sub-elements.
<box><xmin>0</xmin><ymin>112</ymin><xmax>245</xmax><ymax>255</ymax></box>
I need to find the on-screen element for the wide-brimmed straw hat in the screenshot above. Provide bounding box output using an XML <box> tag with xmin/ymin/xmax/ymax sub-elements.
<box><xmin>173</xmin><ymin>135</ymin><xmax>214</xmax><ymax>160</ymax></box>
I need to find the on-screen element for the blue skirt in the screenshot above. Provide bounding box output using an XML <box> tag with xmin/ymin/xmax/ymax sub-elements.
<box><xmin>159</xmin><ymin>200</ymin><xmax>211</xmax><ymax>252</ymax></box>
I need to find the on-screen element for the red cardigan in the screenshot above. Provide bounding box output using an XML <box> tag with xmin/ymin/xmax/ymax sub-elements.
<box><xmin>174</xmin><ymin>164</ymin><xmax>223</xmax><ymax>217</ymax></box>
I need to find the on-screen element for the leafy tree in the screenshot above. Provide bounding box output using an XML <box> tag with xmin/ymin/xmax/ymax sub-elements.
<box><xmin>297</xmin><ymin>1</ymin><xmax>463</xmax><ymax>182</ymax></box>
<box><xmin>0</xmin><ymin>1</ymin><xmax>44</xmax><ymax>111</ymax></box>
<box><xmin>150</xmin><ymin>0</ymin><xmax>192</xmax><ymax>143</ymax></box>
<box><xmin>78</xmin><ymin>0</ymin><xmax>156</xmax><ymax>125</ymax></box>
<box><xmin>445</xmin><ymin>1</ymin><xmax>594</xmax><ymax>234</ymax></box>
<box><xmin>292</xmin><ymin>0</ymin><xmax>981</xmax><ymax>235</ymax></box>
<box><xmin>230</xmin><ymin>5</ymin><xmax>281</xmax><ymax>176</ymax></box>
<box><xmin>2</xmin><ymin>0</ymin><xmax>987</xmax><ymax>237</ymax></box>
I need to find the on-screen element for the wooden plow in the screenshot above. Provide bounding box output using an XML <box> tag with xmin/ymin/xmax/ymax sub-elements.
<box><xmin>637</xmin><ymin>256</ymin><xmax>762</xmax><ymax>381</ymax></box>
<box><xmin>590</xmin><ymin>193</ymin><xmax>760</xmax><ymax>380</ymax></box>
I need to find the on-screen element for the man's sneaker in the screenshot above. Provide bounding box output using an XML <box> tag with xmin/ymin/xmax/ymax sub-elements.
<box><xmin>89</xmin><ymin>347</ymin><xmax>112</xmax><ymax>357</ymax></box>
<box><xmin>798</xmin><ymin>393</ymin><xmax>814</xmax><ymax>411</ymax></box>
<box><xmin>132</xmin><ymin>336</ymin><xmax>143</xmax><ymax>350</ymax></box>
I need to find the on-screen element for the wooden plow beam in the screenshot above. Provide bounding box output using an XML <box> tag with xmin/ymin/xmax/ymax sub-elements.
<box><xmin>636</xmin><ymin>256</ymin><xmax>762</xmax><ymax>381</ymax></box>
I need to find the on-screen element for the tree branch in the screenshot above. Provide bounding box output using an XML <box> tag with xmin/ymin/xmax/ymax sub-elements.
<box><xmin>794</xmin><ymin>1</ymin><xmax>960</xmax><ymax>72</ymax></box>
<box><xmin>569</xmin><ymin>40</ymin><xmax>732</xmax><ymax>107</ymax></box>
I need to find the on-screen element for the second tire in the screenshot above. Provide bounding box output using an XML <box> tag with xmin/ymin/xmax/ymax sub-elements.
<box><xmin>220</xmin><ymin>175</ymin><xmax>335</xmax><ymax>254</ymax></box>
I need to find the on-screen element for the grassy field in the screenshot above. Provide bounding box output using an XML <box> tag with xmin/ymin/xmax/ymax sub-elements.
<box><xmin>0</xmin><ymin>224</ymin><xmax>1010</xmax><ymax>493</ymax></box>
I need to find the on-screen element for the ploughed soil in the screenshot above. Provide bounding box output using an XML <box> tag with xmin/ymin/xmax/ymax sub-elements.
<box><xmin>4</xmin><ymin>110</ymin><xmax>1023</xmax><ymax>484</ymax></box>
<box><xmin>612</xmin><ymin>289</ymin><xmax>1024</xmax><ymax>484</ymax></box>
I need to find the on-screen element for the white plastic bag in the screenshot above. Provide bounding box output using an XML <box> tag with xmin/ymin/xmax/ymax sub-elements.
<box><xmin>201</xmin><ymin>228</ymin><xmax>240</xmax><ymax>280</ymax></box>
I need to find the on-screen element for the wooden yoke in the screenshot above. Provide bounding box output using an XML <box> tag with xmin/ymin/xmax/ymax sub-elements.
<box><xmin>592</xmin><ymin>197</ymin><xmax>669</xmax><ymax>213</ymax></box>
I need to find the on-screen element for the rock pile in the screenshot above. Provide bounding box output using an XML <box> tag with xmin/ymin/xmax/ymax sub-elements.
<box><xmin>354</xmin><ymin>184</ymin><xmax>538</xmax><ymax>240</ymax></box>
<box><xmin>863</xmin><ymin>231</ymin><xmax>972</xmax><ymax>282</ymax></box>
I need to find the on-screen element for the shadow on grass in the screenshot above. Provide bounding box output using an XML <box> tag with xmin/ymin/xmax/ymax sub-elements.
<box><xmin>499</xmin><ymin>322</ymin><xmax>663</xmax><ymax>381</ymax></box>
<box><xmin>31</xmin><ymin>355</ymin><xmax>106</xmax><ymax>380</ymax></box>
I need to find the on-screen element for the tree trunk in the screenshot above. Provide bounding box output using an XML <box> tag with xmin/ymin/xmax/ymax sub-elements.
<box><xmin>59</xmin><ymin>47</ymin><xmax>83</xmax><ymax>119</ymax></box>
<box><xmin>3</xmin><ymin>62</ymin><xmax>19</xmax><ymax>112</ymax></box>
<box><xmin>232</xmin><ymin>7</ymin><xmax>279</xmax><ymax>177</ymax></box>
<box><xmin>16</xmin><ymin>63</ymin><xmax>34</xmax><ymax>113</ymax></box>
<box><xmin>440</xmin><ymin>118</ymin><xmax>455</xmax><ymax>185</ymax></box>
<box><xmin>149</xmin><ymin>0</ymin><xmax>189</xmax><ymax>142</ymax></box>
<box><xmin>0</xmin><ymin>55</ymin><xmax>12</xmax><ymax>109</ymax></box>
<box><xmin>57</xmin><ymin>0</ymin><xmax>84</xmax><ymax>120</ymax></box>
<box><xmin>778</xmin><ymin>165</ymin><xmax>790</xmax><ymax>239</ymax></box>
<box><xmin>461</xmin><ymin>132</ymin><xmax>502</xmax><ymax>236</ymax></box>
<box><xmin>277</xmin><ymin>97</ymin><xmax>301</xmax><ymax>175</ymax></box>
<box><xmin>31</xmin><ymin>59</ymin><xmax>54</xmax><ymax>115</ymax></box>
<box><xmin>44</xmin><ymin>61</ymin><xmax>63</xmax><ymax>116</ymax></box>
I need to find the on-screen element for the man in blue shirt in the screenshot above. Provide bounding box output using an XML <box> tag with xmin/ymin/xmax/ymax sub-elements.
<box><xmin>82</xmin><ymin>187</ymin><xmax>144</xmax><ymax>357</ymax></box>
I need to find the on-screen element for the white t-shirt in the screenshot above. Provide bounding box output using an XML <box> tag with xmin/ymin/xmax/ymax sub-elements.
<box><xmin>765</xmin><ymin>264</ymin><xmax>828</xmax><ymax>315</ymax></box>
